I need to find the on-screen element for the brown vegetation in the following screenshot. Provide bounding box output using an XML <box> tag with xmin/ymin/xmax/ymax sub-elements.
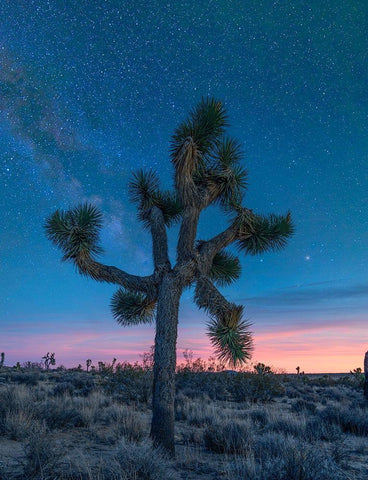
<box><xmin>0</xmin><ymin>360</ymin><xmax>367</xmax><ymax>479</ymax></box>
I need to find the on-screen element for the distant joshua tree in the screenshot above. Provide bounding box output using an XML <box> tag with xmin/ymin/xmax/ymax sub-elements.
<box><xmin>0</xmin><ymin>352</ymin><xmax>4</xmax><ymax>370</ymax></box>
<box><xmin>254</xmin><ymin>362</ymin><xmax>273</xmax><ymax>375</ymax></box>
<box><xmin>86</xmin><ymin>359</ymin><xmax>92</xmax><ymax>372</ymax></box>
<box><xmin>45</xmin><ymin>98</ymin><xmax>294</xmax><ymax>454</ymax></box>
<box><xmin>42</xmin><ymin>352</ymin><xmax>55</xmax><ymax>370</ymax></box>
<box><xmin>296</xmin><ymin>366</ymin><xmax>300</xmax><ymax>375</ymax></box>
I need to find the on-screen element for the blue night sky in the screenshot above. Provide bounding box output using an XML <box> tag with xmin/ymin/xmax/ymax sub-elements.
<box><xmin>1</xmin><ymin>1</ymin><xmax>367</xmax><ymax>372</ymax></box>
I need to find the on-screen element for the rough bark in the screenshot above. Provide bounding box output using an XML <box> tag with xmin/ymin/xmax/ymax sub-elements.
<box><xmin>176</xmin><ymin>207</ymin><xmax>200</xmax><ymax>263</ymax></box>
<box><xmin>149</xmin><ymin>206</ymin><xmax>171</xmax><ymax>271</ymax></box>
<box><xmin>150</xmin><ymin>272</ymin><xmax>182</xmax><ymax>455</ymax></box>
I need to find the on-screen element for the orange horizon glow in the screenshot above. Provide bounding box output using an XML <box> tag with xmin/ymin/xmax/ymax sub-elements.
<box><xmin>2</xmin><ymin>319</ymin><xmax>367</xmax><ymax>374</ymax></box>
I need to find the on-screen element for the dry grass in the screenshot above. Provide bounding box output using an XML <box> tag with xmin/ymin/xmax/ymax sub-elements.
<box><xmin>0</xmin><ymin>368</ymin><xmax>367</xmax><ymax>479</ymax></box>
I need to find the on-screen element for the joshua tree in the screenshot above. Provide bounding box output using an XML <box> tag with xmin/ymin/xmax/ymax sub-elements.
<box><xmin>45</xmin><ymin>98</ymin><xmax>293</xmax><ymax>454</ymax></box>
<box><xmin>86</xmin><ymin>358</ymin><xmax>92</xmax><ymax>372</ymax></box>
<box><xmin>42</xmin><ymin>352</ymin><xmax>55</xmax><ymax>370</ymax></box>
<box><xmin>0</xmin><ymin>352</ymin><xmax>4</xmax><ymax>370</ymax></box>
<box><xmin>254</xmin><ymin>362</ymin><xmax>273</xmax><ymax>375</ymax></box>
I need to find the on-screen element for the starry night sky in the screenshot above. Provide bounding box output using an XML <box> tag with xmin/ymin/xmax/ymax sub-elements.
<box><xmin>1</xmin><ymin>1</ymin><xmax>367</xmax><ymax>372</ymax></box>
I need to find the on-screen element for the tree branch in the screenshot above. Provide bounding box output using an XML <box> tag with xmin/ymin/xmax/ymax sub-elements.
<box><xmin>197</xmin><ymin>208</ymin><xmax>254</xmax><ymax>269</ymax></box>
<box><xmin>74</xmin><ymin>252</ymin><xmax>155</xmax><ymax>294</ymax></box>
<box><xmin>194</xmin><ymin>276</ymin><xmax>233</xmax><ymax>314</ymax></box>
<box><xmin>197</xmin><ymin>221</ymin><xmax>239</xmax><ymax>269</ymax></box>
<box><xmin>148</xmin><ymin>206</ymin><xmax>171</xmax><ymax>271</ymax></box>
<box><xmin>176</xmin><ymin>206</ymin><xmax>200</xmax><ymax>263</ymax></box>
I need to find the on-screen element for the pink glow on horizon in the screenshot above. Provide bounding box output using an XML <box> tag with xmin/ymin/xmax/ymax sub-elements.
<box><xmin>2</xmin><ymin>318</ymin><xmax>367</xmax><ymax>373</ymax></box>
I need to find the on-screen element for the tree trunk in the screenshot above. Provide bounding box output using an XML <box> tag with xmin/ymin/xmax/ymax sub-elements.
<box><xmin>150</xmin><ymin>272</ymin><xmax>182</xmax><ymax>455</ymax></box>
<box><xmin>364</xmin><ymin>351</ymin><xmax>368</xmax><ymax>400</ymax></box>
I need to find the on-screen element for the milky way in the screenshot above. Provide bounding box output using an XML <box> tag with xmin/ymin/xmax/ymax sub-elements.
<box><xmin>1</xmin><ymin>1</ymin><xmax>367</xmax><ymax>371</ymax></box>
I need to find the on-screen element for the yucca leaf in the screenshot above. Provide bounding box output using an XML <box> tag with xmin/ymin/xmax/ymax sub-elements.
<box><xmin>171</xmin><ymin>97</ymin><xmax>227</xmax><ymax>162</ymax></box>
<box><xmin>155</xmin><ymin>190</ymin><xmax>183</xmax><ymax>226</ymax></box>
<box><xmin>237</xmin><ymin>212</ymin><xmax>294</xmax><ymax>255</ymax></box>
<box><xmin>129</xmin><ymin>170</ymin><xmax>183</xmax><ymax>227</ymax></box>
<box><xmin>214</xmin><ymin>137</ymin><xmax>244</xmax><ymax>169</ymax></box>
<box><xmin>207</xmin><ymin>307</ymin><xmax>253</xmax><ymax>366</ymax></box>
<box><xmin>45</xmin><ymin>203</ymin><xmax>103</xmax><ymax>261</ymax></box>
<box><xmin>111</xmin><ymin>289</ymin><xmax>156</xmax><ymax>326</ymax></box>
<box><xmin>209</xmin><ymin>250</ymin><xmax>241</xmax><ymax>286</ymax></box>
<box><xmin>129</xmin><ymin>169</ymin><xmax>160</xmax><ymax>208</ymax></box>
<box><xmin>194</xmin><ymin>277</ymin><xmax>253</xmax><ymax>366</ymax></box>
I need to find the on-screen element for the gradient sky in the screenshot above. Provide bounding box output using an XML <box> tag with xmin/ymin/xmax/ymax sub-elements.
<box><xmin>1</xmin><ymin>1</ymin><xmax>367</xmax><ymax>373</ymax></box>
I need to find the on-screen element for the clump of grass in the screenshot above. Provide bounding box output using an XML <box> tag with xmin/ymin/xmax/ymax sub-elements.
<box><xmin>21</xmin><ymin>423</ymin><xmax>65</xmax><ymax>479</ymax></box>
<box><xmin>104</xmin><ymin>440</ymin><xmax>180</xmax><ymax>480</ymax></box>
<box><xmin>267</xmin><ymin>415</ymin><xmax>306</xmax><ymax>437</ymax></box>
<box><xmin>291</xmin><ymin>399</ymin><xmax>317</xmax><ymax>414</ymax></box>
<box><xmin>248</xmin><ymin>407</ymin><xmax>269</xmax><ymax>428</ymax></box>
<box><xmin>112</xmin><ymin>407</ymin><xmax>146</xmax><ymax>442</ymax></box>
<box><xmin>305</xmin><ymin>416</ymin><xmax>342</xmax><ymax>442</ymax></box>
<box><xmin>204</xmin><ymin>420</ymin><xmax>253</xmax><ymax>454</ymax></box>
<box><xmin>226</xmin><ymin>440</ymin><xmax>347</xmax><ymax>480</ymax></box>
<box><xmin>319</xmin><ymin>404</ymin><xmax>368</xmax><ymax>436</ymax></box>
<box><xmin>37</xmin><ymin>397</ymin><xmax>88</xmax><ymax>429</ymax></box>
<box><xmin>3</xmin><ymin>410</ymin><xmax>35</xmax><ymax>440</ymax></box>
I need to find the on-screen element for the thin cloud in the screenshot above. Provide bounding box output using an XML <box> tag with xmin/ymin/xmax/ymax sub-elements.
<box><xmin>238</xmin><ymin>282</ymin><xmax>368</xmax><ymax>308</ymax></box>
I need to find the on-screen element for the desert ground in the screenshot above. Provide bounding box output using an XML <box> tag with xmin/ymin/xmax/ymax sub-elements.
<box><xmin>0</xmin><ymin>361</ymin><xmax>367</xmax><ymax>479</ymax></box>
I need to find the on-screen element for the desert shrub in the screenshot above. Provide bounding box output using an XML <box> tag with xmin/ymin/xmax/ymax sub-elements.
<box><xmin>103</xmin><ymin>440</ymin><xmax>180</xmax><ymax>480</ymax></box>
<box><xmin>204</xmin><ymin>420</ymin><xmax>253</xmax><ymax>454</ymax></box>
<box><xmin>267</xmin><ymin>416</ymin><xmax>305</xmax><ymax>437</ymax></box>
<box><xmin>291</xmin><ymin>399</ymin><xmax>317</xmax><ymax>414</ymax></box>
<box><xmin>102</xmin><ymin>364</ymin><xmax>152</xmax><ymax>404</ymax></box>
<box><xmin>2</xmin><ymin>410</ymin><xmax>35</xmax><ymax>440</ymax></box>
<box><xmin>112</xmin><ymin>407</ymin><xmax>146</xmax><ymax>442</ymax></box>
<box><xmin>176</xmin><ymin>371</ymin><xmax>229</xmax><ymax>401</ymax></box>
<box><xmin>51</xmin><ymin>373</ymin><xmax>96</xmax><ymax>396</ymax></box>
<box><xmin>175</xmin><ymin>395</ymin><xmax>215</xmax><ymax>426</ymax></box>
<box><xmin>0</xmin><ymin>460</ymin><xmax>11</xmax><ymax>480</ymax></box>
<box><xmin>51</xmin><ymin>381</ymin><xmax>75</xmax><ymax>397</ymax></box>
<box><xmin>21</xmin><ymin>423</ymin><xmax>65</xmax><ymax>479</ymax></box>
<box><xmin>249</xmin><ymin>407</ymin><xmax>269</xmax><ymax>428</ymax></box>
<box><xmin>320</xmin><ymin>405</ymin><xmax>368</xmax><ymax>436</ymax></box>
<box><xmin>226</xmin><ymin>441</ymin><xmax>346</xmax><ymax>480</ymax></box>
<box><xmin>94</xmin><ymin>404</ymin><xmax>123</xmax><ymax>425</ymax></box>
<box><xmin>304</xmin><ymin>416</ymin><xmax>342</xmax><ymax>442</ymax></box>
<box><xmin>229</xmin><ymin>373</ymin><xmax>285</xmax><ymax>403</ymax></box>
<box><xmin>8</xmin><ymin>371</ymin><xmax>40</xmax><ymax>386</ymax></box>
<box><xmin>37</xmin><ymin>397</ymin><xmax>88</xmax><ymax>429</ymax></box>
<box><xmin>253</xmin><ymin>432</ymin><xmax>295</xmax><ymax>459</ymax></box>
<box><xmin>0</xmin><ymin>385</ymin><xmax>35</xmax><ymax>436</ymax></box>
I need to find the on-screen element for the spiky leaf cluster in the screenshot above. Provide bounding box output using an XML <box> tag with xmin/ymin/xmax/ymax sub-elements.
<box><xmin>209</xmin><ymin>250</ymin><xmax>241</xmax><ymax>286</ymax></box>
<box><xmin>207</xmin><ymin>306</ymin><xmax>253</xmax><ymax>366</ymax></box>
<box><xmin>111</xmin><ymin>289</ymin><xmax>156</xmax><ymax>326</ymax></box>
<box><xmin>45</xmin><ymin>204</ymin><xmax>103</xmax><ymax>262</ymax></box>
<box><xmin>237</xmin><ymin>212</ymin><xmax>294</xmax><ymax>255</ymax></box>
<box><xmin>201</xmin><ymin>137</ymin><xmax>248</xmax><ymax>207</ymax></box>
<box><xmin>171</xmin><ymin>97</ymin><xmax>227</xmax><ymax>161</ymax></box>
<box><xmin>194</xmin><ymin>279</ymin><xmax>253</xmax><ymax>366</ymax></box>
<box><xmin>129</xmin><ymin>169</ymin><xmax>182</xmax><ymax>227</ymax></box>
